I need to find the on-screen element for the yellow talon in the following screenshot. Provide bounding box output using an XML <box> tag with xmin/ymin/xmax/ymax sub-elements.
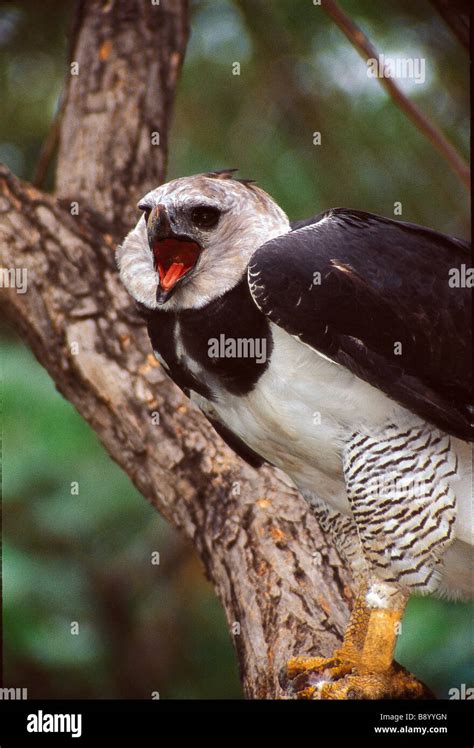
<box><xmin>283</xmin><ymin>584</ymin><xmax>434</xmax><ymax>700</ymax></box>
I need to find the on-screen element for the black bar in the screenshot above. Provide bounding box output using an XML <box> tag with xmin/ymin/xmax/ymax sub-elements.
<box><xmin>0</xmin><ymin>698</ymin><xmax>472</xmax><ymax>744</ymax></box>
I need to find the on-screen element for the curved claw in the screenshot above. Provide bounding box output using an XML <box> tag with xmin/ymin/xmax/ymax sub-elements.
<box><xmin>283</xmin><ymin>656</ymin><xmax>434</xmax><ymax>700</ymax></box>
<box><xmin>282</xmin><ymin>653</ymin><xmax>355</xmax><ymax>697</ymax></box>
<box><xmin>282</xmin><ymin>584</ymin><xmax>435</xmax><ymax>700</ymax></box>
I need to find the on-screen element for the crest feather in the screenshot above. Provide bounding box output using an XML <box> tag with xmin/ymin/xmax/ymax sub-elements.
<box><xmin>203</xmin><ymin>168</ymin><xmax>257</xmax><ymax>187</ymax></box>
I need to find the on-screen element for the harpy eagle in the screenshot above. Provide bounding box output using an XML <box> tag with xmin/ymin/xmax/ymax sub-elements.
<box><xmin>117</xmin><ymin>169</ymin><xmax>472</xmax><ymax>699</ymax></box>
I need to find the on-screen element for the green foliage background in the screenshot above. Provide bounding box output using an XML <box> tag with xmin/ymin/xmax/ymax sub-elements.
<box><xmin>0</xmin><ymin>0</ymin><xmax>471</xmax><ymax>698</ymax></box>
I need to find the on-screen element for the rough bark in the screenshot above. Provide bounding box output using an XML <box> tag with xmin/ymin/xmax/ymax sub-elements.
<box><xmin>0</xmin><ymin>0</ymin><xmax>351</xmax><ymax>699</ymax></box>
<box><xmin>56</xmin><ymin>0</ymin><xmax>188</xmax><ymax>233</ymax></box>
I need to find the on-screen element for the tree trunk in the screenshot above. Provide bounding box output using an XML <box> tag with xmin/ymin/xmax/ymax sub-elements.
<box><xmin>0</xmin><ymin>0</ymin><xmax>351</xmax><ymax>699</ymax></box>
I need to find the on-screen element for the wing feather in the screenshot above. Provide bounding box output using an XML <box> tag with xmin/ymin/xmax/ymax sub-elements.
<box><xmin>249</xmin><ymin>209</ymin><xmax>472</xmax><ymax>441</ymax></box>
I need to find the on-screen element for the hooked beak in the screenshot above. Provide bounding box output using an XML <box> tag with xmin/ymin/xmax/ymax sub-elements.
<box><xmin>147</xmin><ymin>204</ymin><xmax>202</xmax><ymax>305</ymax></box>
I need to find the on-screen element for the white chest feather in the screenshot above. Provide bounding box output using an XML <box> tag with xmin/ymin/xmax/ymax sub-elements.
<box><xmin>172</xmin><ymin>320</ymin><xmax>472</xmax><ymax>597</ymax></box>
<box><xmin>201</xmin><ymin>324</ymin><xmax>417</xmax><ymax>510</ymax></box>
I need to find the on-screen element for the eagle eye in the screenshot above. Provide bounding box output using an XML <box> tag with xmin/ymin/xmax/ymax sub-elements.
<box><xmin>190</xmin><ymin>205</ymin><xmax>220</xmax><ymax>230</ymax></box>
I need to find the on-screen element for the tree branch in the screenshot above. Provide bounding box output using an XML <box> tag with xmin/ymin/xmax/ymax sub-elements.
<box><xmin>56</xmin><ymin>0</ymin><xmax>189</xmax><ymax>236</ymax></box>
<box><xmin>321</xmin><ymin>0</ymin><xmax>470</xmax><ymax>190</ymax></box>
<box><xmin>0</xmin><ymin>164</ymin><xmax>351</xmax><ymax>697</ymax></box>
<box><xmin>0</xmin><ymin>0</ymin><xmax>351</xmax><ymax>699</ymax></box>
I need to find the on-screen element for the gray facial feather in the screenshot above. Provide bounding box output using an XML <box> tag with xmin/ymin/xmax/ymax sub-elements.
<box><xmin>116</xmin><ymin>174</ymin><xmax>290</xmax><ymax>311</ymax></box>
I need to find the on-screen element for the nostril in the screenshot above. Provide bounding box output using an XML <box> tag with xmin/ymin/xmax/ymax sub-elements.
<box><xmin>137</xmin><ymin>201</ymin><xmax>151</xmax><ymax>220</ymax></box>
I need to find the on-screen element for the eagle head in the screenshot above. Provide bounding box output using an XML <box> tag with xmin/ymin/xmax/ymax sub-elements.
<box><xmin>116</xmin><ymin>170</ymin><xmax>290</xmax><ymax>311</ymax></box>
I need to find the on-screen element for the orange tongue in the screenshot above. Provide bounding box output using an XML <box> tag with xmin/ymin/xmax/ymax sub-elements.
<box><xmin>161</xmin><ymin>262</ymin><xmax>185</xmax><ymax>290</ymax></box>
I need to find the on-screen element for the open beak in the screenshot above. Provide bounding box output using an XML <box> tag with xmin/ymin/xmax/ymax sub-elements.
<box><xmin>147</xmin><ymin>204</ymin><xmax>201</xmax><ymax>304</ymax></box>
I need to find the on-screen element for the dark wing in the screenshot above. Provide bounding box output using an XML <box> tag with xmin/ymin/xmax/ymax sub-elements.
<box><xmin>290</xmin><ymin>211</ymin><xmax>328</xmax><ymax>231</ymax></box>
<box><xmin>249</xmin><ymin>208</ymin><xmax>472</xmax><ymax>441</ymax></box>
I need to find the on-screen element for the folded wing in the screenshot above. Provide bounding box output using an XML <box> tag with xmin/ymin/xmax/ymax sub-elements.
<box><xmin>248</xmin><ymin>209</ymin><xmax>472</xmax><ymax>441</ymax></box>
